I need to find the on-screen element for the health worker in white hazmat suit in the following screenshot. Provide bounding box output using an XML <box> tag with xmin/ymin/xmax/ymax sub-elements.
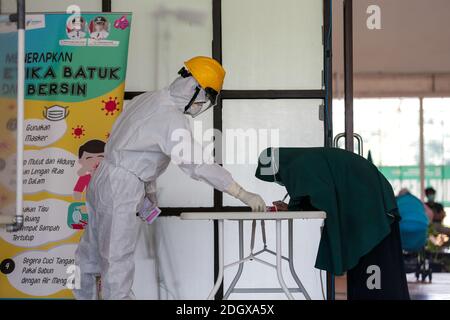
<box><xmin>73</xmin><ymin>56</ymin><xmax>266</xmax><ymax>300</ymax></box>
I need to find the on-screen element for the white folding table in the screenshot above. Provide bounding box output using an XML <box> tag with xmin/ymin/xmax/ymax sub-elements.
<box><xmin>180</xmin><ymin>211</ymin><xmax>326</xmax><ymax>300</ymax></box>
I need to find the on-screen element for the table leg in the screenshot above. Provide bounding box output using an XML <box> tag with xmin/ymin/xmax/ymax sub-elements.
<box><xmin>224</xmin><ymin>220</ymin><xmax>245</xmax><ymax>299</ymax></box>
<box><xmin>276</xmin><ymin>220</ymin><xmax>294</xmax><ymax>300</ymax></box>
<box><xmin>250</xmin><ymin>220</ymin><xmax>256</xmax><ymax>253</ymax></box>
<box><xmin>208</xmin><ymin>219</ymin><xmax>224</xmax><ymax>300</ymax></box>
<box><xmin>288</xmin><ymin>219</ymin><xmax>311</xmax><ymax>300</ymax></box>
<box><xmin>261</xmin><ymin>220</ymin><xmax>267</xmax><ymax>248</ymax></box>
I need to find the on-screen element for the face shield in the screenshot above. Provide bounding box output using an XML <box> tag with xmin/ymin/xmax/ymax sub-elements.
<box><xmin>184</xmin><ymin>86</ymin><xmax>219</xmax><ymax>118</ymax></box>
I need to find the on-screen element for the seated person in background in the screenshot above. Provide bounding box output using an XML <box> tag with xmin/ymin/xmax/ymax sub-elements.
<box><xmin>425</xmin><ymin>187</ymin><xmax>437</xmax><ymax>207</ymax></box>
<box><xmin>431</xmin><ymin>203</ymin><xmax>450</xmax><ymax>237</ymax></box>
<box><xmin>397</xmin><ymin>188</ymin><xmax>433</xmax><ymax>223</ymax></box>
<box><xmin>424</xmin><ymin>203</ymin><xmax>434</xmax><ymax>223</ymax></box>
<box><xmin>395</xmin><ymin>188</ymin><xmax>430</xmax><ymax>252</ymax></box>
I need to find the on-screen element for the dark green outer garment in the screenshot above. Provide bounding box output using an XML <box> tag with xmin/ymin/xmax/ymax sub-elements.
<box><xmin>255</xmin><ymin>147</ymin><xmax>399</xmax><ymax>276</ymax></box>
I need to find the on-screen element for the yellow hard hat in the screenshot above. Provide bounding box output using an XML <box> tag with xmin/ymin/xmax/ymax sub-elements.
<box><xmin>184</xmin><ymin>56</ymin><xmax>226</xmax><ymax>93</ymax></box>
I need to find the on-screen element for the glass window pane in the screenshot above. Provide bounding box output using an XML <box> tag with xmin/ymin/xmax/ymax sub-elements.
<box><xmin>112</xmin><ymin>0</ymin><xmax>212</xmax><ymax>91</ymax></box>
<box><xmin>221</xmin><ymin>99</ymin><xmax>324</xmax><ymax>206</ymax></box>
<box><xmin>151</xmin><ymin>105</ymin><xmax>214</xmax><ymax>207</ymax></box>
<box><xmin>224</xmin><ymin>219</ymin><xmax>326</xmax><ymax>299</ymax></box>
<box><xmin>26</xmin><ymin>0</ymin><xmax>102</xmax><ymax>12</ymax></box>
<box><xmin>424</xmin><ymin>98</ymin><xmax>450</xmax><ymax>166</ymax></box>
<box><xmin>221</xmin><ymin>99</ymin><xmax>326</xmax><ymax>299</ymax></box>
<box><xmin>149</xmin><ymin>218</ymin><xmax>214</xmax><ymax>299</ymax></box>
<box><xmin>424</xmin><ymin>98</ymin><xmax>450</xmax><ymax>213</ymax></box>
<box><xmin>222</xmin><ymin>0</ymin><xmax>324</xmax><ymax>90</ymax></box>
<box><xmin>1</xmin><ymin>0</ymin><xmax>17</xmax><ymax>13</ymax></box>
<box><xmin>334</xmin><ymin>98</ymin><xmax>421</xmax><ymax>198</ymax></box>
<box><xmin>120</xmin><ymin>100</ymin><xmax>214</xmax><ymax>208</ymax></box>
<box><xmin>333</xmin><ymin>98</ymin><xmax>420</xmax><ymax>166</ymax></box>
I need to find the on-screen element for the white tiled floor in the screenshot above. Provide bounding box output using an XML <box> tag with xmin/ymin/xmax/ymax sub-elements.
<box><xmin>407</xmin><ymin>273</ymin><xmax>450</xmax><ymax>300</ymax></box>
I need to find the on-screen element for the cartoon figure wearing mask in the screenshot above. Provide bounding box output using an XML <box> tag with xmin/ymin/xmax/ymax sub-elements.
<box><xmin>68</xmin><ymin>140</ymin><xmax>105</xmax><ymax>230</ymax></box>
<box><xmin>89</xmin><ymin>16</ymin><xmax>109</xmax><ymax>40</ymax></box>
<box><xmin>66</xmin><ymin>16</ymin><xmax>86</xmax><ymax>40</ymax></box>
<box><xmin>73</xmin><ymin>57</ymin><xmax>266</xmax><ymax>300</ymax></box>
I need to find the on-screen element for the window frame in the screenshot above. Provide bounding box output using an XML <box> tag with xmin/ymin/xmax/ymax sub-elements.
<box><xmin>105</xmin><ymin>0</ymin><xmax>334</xmax><ymax>300</ymax></box>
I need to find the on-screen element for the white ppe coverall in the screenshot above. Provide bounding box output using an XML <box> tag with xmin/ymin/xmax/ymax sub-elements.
<box><xmin>73</xmin><ymin>76</ymin><xmax>238</xmax><ymax>299</ymax></box>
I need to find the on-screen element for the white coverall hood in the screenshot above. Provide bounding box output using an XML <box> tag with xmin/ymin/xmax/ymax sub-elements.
<box><xmin>168</xmin><ymin>76</ymin><xmax>207</xmax><ymax>113</ymax></box>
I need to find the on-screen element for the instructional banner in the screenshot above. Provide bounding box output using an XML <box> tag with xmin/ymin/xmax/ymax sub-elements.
<box><xmin>380</xmin><ymin>165</ymin><xmax>450</xmax><ymax>207</ymax></box>
<box><xmin>0</xmin><ymin>12</ymin><xmax>131</xmax><ymax>299</ymax></box>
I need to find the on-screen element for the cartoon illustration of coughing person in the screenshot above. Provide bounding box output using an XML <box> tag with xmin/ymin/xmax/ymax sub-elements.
<box><xmin>69</xmin><ymin>139</ymin><xmax>105</xmax><ymax>229</ymax></box>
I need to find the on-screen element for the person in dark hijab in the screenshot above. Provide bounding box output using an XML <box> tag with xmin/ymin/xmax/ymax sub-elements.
<box><xmin>256</xmin><ymin>147</ymin><xmax>410</xmax><ymax>300</ymax></box>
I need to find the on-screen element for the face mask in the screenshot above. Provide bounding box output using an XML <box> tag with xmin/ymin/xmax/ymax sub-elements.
<box><xmin>427</xmin><ymin>194</ymin><xmax>435</xmax><ymax>202</ymax></box>
<box><xmin>43</xmin><ymin>105</ymin><xmax>69</xmax><ymax>121</ymax></box>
